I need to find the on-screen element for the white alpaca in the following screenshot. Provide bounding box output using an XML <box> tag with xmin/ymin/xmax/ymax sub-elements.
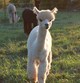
<box><xmin>27</xmin><ymin>7</ymin><xmax>58</xmax><ymax>83</ymax></box>
<box><xmin>7</xmin><ymin>3</ymin><xmax>20</xmax><ymax>24</ymax></box>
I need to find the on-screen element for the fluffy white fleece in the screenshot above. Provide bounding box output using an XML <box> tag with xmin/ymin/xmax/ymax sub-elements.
<box><xmin>27</xmin><ymin>7</ymin><xmax>58</xmax><ymax>83</ymax></box>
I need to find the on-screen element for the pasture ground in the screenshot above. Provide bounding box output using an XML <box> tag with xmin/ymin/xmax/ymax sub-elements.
<box><xmin>0</xmin><ymin>9</ymin><xmax>80</xmax><ymax>83</ymax></box>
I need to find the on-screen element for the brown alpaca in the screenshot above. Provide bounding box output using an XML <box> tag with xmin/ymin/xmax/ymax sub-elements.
<box><xmin>22</xmin><ymin>8</ymin><xmax>38</xmax><ymax>36</ymax></box>
<box><xmin>34</xmin><ymin>0</ymin><xmax>40</xmax><ymax>9</ymax></box>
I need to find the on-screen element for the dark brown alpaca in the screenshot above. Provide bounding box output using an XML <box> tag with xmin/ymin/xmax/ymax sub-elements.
<box><xmin>22</xmin><ymin>8</ymin><xmax>38</xmax><ymax>36</ymax></box>
<box><xmin>34</xmin><ymin>0</ymin><xmax>40</xmax><ymax>9</ymax></box>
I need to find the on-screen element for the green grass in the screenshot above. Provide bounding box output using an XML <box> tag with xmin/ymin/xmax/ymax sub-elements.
<box><xmin>0</xmin><ymin>9</ymin><xmax>80</xmax><ymax>83</ymax></box>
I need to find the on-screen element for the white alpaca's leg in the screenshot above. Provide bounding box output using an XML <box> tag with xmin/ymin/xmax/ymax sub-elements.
<box><xmin>9</xmin><ymin>16</ymin><xmax>12</xmax><ymax>24</ymax></box>
<box><xmin>15</xmin><ymin>14</ymin><xmax>20</xmax><ymax>23</ymax></box>
<box><xmin>27</xmin><ymin>57</ymin><xmax>37</xmax><ymax>83</ymax></box>
<box><xmin>46</xmin><ymin>52</ymin><xmax>52</xmax><ymax>76</ymax></box>
<box><xmin>38</xmin><ymin>59</ymin><xmax>48</xmax><ymax>83</ymax></box>
<box><xmin>9</xmin><ymin>13</ymin><xmax>13</xmax><ymax>24</ymax></box>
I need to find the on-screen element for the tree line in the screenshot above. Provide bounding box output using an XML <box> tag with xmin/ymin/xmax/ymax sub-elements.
<box><xmin>0</xmin><ymin>0</ymin><xmax>80</xmax><ymax>10</ymax></box>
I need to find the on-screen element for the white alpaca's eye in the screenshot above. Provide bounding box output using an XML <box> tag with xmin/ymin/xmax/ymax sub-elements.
<box><xmin>39</xmin><ymin>19</ymin><xmax>42</xmax><ymax>22</ymax></box>
<box><xmin>49</xmin><ymin>19</ymin><xmax>52</xmax><ymax>21</ymax></box>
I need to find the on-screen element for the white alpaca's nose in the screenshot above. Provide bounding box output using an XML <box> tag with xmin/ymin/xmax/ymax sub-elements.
<box><xmin>45</xmin><ymin>23</ymin><xmax>49</xmax><ymax>29</ymax></box>
<box><xmin>44</xmin><ymin>19</ymin><xmax>49</xmax><ymax>29</ymax></box>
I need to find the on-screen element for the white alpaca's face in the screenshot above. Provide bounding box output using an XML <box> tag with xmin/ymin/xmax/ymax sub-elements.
<box><xmin>16</xmin><ymin>15</ymin><xmax>20</xmax><ymax>22</ymax></box>
<box><xmin>37</xmin><ymin>10</ymin><xmax>55</xmax><ymax>29</ymax></box>
<box><xmin>33</xmin><ymin>7</ymin><xmax>58</xmax><ymax>30</ymax></box>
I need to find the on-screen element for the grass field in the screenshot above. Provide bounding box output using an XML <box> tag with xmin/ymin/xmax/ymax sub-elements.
<box><xmin>0</xmin><ymin>9</ymin><xmax>80</xmax><ymax>83</ymax></box>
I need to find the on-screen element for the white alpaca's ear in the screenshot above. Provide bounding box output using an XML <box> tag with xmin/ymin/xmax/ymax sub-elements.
<box><xmin>33</xmin><ymin>7</ymin><xmax>40</xmax><ymax>15</ymax></box>
<box><xmin>52</xmin><ymin>7</ymin><xmax>58</xmax><ymax>14</ymax></box>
